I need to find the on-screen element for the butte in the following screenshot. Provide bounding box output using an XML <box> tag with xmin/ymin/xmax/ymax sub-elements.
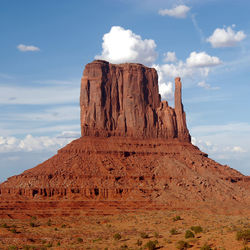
<box><xmin>0</xmin><ymin>60</ymin><xmax>249</xmax><ymax>218</ymax></box>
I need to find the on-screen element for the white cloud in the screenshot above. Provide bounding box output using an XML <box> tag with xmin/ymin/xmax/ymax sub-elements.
<box><xmin>154</xmin><ymin>51</ymin><xmax>222</xmax><ymax>93</ymax></box>
<box><xmin>0</xmin><ymin>132</ymin><xmax>79</xmax><ymax>153</ymax></box>
<box><xmin>153</xmin><ymin>64</ymin><xmax>174</xmax><ymax>100</ymax></box>
<box><xmin>186</xmin><ymin>51</ymin><xmax>221</xmax><ymax>67</ymax></box>
<box><xmin>17</xmin><ymin>44</ymin><xmax>40</xmax><ymax>52</ymax></box>
<box><xmin>231</xmin><ymin>146</ymin><xmax>246</xmax><ymax>153</ymax></box>
<box><xmin>198</xmin><ymin>81</ymin><xmax>220</xmax><ymax>90</ymax></box>
<box><xmin>95</xmin><ymin>26</ymin><xmax>157</xmax><ymax>65</ymax></box>
<box><xmin>159</xmin><ymin>5</ymin><xmax>190</xmax><ymax>18</ymax></box>
<box><xmin>159</xmin><ymin>81</ymin><xmax>173</xmax><ymax>100</ymax></box>
<box><xmin>192</xmin><ymin>136</ymin><xmax>247</xmax><ymax>159</ymax></box>
<box><xmin>163</xmin><ymin>51</ymin><xmax>177</xmax><ymax>62</ymax></box>
<box><xmin>207</xmin><ymin>26</ymin><xmax>246</xmax><ymax>48</ymax></box>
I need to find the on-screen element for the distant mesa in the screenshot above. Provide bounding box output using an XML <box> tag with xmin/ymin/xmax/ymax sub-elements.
<box><xmin>0</xmin><ymin>60</ymin><xmax>249</xmax><ymax>218</ymax></box>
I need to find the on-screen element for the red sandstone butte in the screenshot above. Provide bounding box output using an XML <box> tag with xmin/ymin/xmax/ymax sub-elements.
<box><xmin>0</xmin><ymin>60</ymin><xmax>249</xmax><ymax>218</ymax></box>
<box><xmin>80</xmin><ymin>60</ymin><xmax>190</xmax><ymax>141</ymax></box>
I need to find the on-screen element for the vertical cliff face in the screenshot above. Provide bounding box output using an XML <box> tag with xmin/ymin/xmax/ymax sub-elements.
<box><xmin>80</xmin><ymin>60</ymin><xmax>190</xmax><ymax>142</ymax></box>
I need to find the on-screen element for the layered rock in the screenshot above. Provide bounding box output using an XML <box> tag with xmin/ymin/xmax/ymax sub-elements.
<box><xmin>0</xmin><ymin>60</ymin><xmax>249</xmax><ymax>218</ymax></box>
<box><xmin>80</xmin><ymin>60</ymin><xmax>190</xmax><ymax>142</ymax></box>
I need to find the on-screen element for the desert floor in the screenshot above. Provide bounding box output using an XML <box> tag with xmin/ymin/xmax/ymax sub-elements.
<box><xmin>0</xmin><ymin>209</ymin><xmax>249</xmax><ymax>250</ymax></box>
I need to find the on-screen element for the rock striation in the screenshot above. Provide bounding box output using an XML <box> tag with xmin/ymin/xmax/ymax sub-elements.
<box><xmin>0</xmin><ymin>60</ymin><xmax>249</xmax><ymax>218</ymax></box>
<box><xmin>80</xmin><ymin>60</ymin><xmax>190</xmax><ymax>142</ymax></box>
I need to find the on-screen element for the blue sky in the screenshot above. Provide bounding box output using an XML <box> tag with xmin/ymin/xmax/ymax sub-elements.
<box><xmin>0</xmin><ymin>0</ymin><xmax>250</xmax><ymax>182</ymax></box>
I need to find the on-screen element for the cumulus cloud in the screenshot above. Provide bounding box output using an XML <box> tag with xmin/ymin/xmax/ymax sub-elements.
<box><xmin>154</xmin><ymin>51</ymin><xmax>222</xmax><ymax>94</ymax></box>
<box><xmin>207</xmin><ymin>26</ymin><xmax>246</xmax><ymax>48</ymax></box>
<box><xmin>163</xmin><ymin>51</ymin><xmax>177</xmax><ymax>62</ymax></box>
<box><xmin>95</xmin><ymin>26</ymin><xmax>157</xmax><ymax>65</ymax></box>
<box><xmin>186</xmin><ymin>51</ymin><xmax>221</xmax><ymax>67</ymax></box>
<box><xmin>198</xmin><ymin>81</ymin><xmax>220</xmax><ymax>90</ymax></box>
<box><xmin>153</xmin><ymin>64</ymin><xmax>174</xmax><ymax>100</ymax></box>
<box><xmin>0</xmin><ymin>132</ymin><xmax>79</xmax><ymax>153</ymax></box>
<box><xmin>191</xmin><ymin>137</ymin><xmax>247</xmax><ymax>158</ymax></box>
<box><xmin>17</xmin><ymin>44</ymin><xmax>40</xmax><ymax>52</ymax></box>
<box><xmin>159</xmin><ymin>5</ymin><xmax>190</xmax><ymax>18</ymax></box>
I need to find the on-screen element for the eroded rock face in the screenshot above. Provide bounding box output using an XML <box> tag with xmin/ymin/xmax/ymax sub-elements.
<box><xmin>0</xmin><ymin>60</ymin><xmax>249</xmax><ymax>218</ymax></box>
<box><xmin>80</xmin><ymin>60</ymin><xmax>190</xmax><ymax>142</ymax></box>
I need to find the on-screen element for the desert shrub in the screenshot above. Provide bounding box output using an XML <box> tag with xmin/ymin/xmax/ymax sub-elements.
<box><xmin>2</xmin><ymin>223</ymin><xmax>8</xmax><ymax>228</ymax></box>
<box><xmin>57</xmin><ymin>242</ymin><xmax>61</xmax><ymax>246</ymax></box>
<box><xmin>154</xmin><ymin>231</ymin><xmax>159</xmax><ymax>238</ymax></box>
<box><xmin>77</xmin><ymin>237</ymin><xmax>83</xmax><ymax>243</ymax></box>
<box><xmin>170</xmin><ymin>228</ymin><xmax>178</xmax><ymax>235</ymax></box>
<box><xmin>176</xmin><ymin>240</ymin><xmax>191</xmax><ymax>250</ymax></box>
<box><xmin>45</xmin><ymin>242</ymin><xmax>52</xmax><ymax>248</ymax></box>
<box><xmin>242</xmin><ymin>247</ymin><xmax>250</xmax><ymax>250</ymax></box>
<box><xmin>8</xmin><ymin>246</ymin><xmax>17</xmax><ymax>250</ymax></box>
<box><xmin>200</xmin><ymin>244</ymin><xmax>212</xmax><ymax>250</ymax></box>
<box><xmin>93</xmin><ymin>238</ymin><xmax>102</xmax><ymax>243</ymax></box>
<box><xmin>136</xmin><ymin>239</ymin><xmax>142</xmax><ymax>246</ymax></box>
<box><xmin>10</xmin><ymin>228</ymin><xmax>17</xmax><ymax>234</ymax></box>
<box><xmin>120</xmin><ymin>244</ymin><xmax>128</xmax><ymax>249</ymax></box>
<box><xmin>61</xmin><ymin>224</ymin><xmax>66</xmax><ymax>228</ymax></box>
<box><xmin>144</xmin><ymin>240</ymin><xmax>158</xmax><ymax>250</ymax></box>
<box><xmin>54</xmin><ymin>227</ymin><xmax>58</xmax><ymax>231</ymax></box>
<box><xmin>113</xmin><ymin>233</ymin><xmax>122</xmax><ymax>240</ymax></box>
<box><xmin>191</xmin><ymin>226</ymin><xmax>203</xmax><ymax>233</ymax></box>
<box><xmin>173</xmin><ymin>215</ymin><xmax>182</xmax><ymax>221</ymax></box>
<box><xmin>31</xmin><ymin>216</ymin><xmax>37</xmax><ymax>220</ymax></box>
<box><xmin>29</xmin><ymin>222</ymin><xmax>37</xmax><ymax>227</ymax></box>
<box><xmin>236</xmin><ymin>229</ymin><xmax>250</xmax><ymax>243</ymax></box>
<box><xmin>23</xmin><ymin>246</ymin><xmax>36</xmax><ymax>250</ymax></box>
<box><xmin>47</xmin><ymin>219</ymin><xmax>52</xmax><ymax>226</ymax></box>
<box><xmin>140</xmin><ymin>232</ymin><xmax>149</xmax><ymax>239</ymax></box>
<box><xmin>185</xmin><ymin>230</ymin><xmax>195</xmax><ymax>239</ymax></box>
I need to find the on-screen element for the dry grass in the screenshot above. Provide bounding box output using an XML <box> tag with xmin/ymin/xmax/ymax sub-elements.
<box><xmin>0</xmin><ymin>210</ymin><xmax>249</xmax><ymax>249</ymax></box>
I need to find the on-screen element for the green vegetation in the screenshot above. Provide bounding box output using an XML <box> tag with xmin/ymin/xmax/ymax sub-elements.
<box><xmin>77</xmin><ymin>237</ymin><xmax>83</xmax><ymax>243</ymax></box>
<box><xmin>9</xmin><ymin>228</ymin><xmax>17</xmax><ymax>234</ymax></box>
<box><xmin>170</xmin><ymin>228</ymin><xmax>178</xmax><ymax>235</ymax></box>
<box><xmin>176</xmin><ymin>240</ymin><xmax>191</xmax><ymax>249</ymax></box>
<box><xmin>200</xmin><ymin>244</ymin><xmax>212</xmax><ymax>250</ymax></box>
<box><xmin>45</xmin><ymin>242</ymin><xmax>53</xmax><ymax>248</ymax></box>
<box><xmin>191</xmin><ymin>226</ymin><xmax>203</xmax><ymax>233</ymax></box>
<box><xmin>136</xmin><ymin>239</ymin><xmax>142</xmax><ymax>246</ymax></box>
<box><xmin>23</xmin><ymin>246</ymin><xmax>36</xmax><ymax>250</ymax></box>
<box><xmin>93</xmin><ymin>238</ymin><xmax>102</xmax><ymax>243</ymax></box>
<box><xmin>113</xmin><ymin>233</ymin><xmax>122</xmax><ymax>240</ymax></box>
<box><xmin>47</xmin><ymin>219</ymin><xmax>52</xmax><ymax>226</ymax></box>
<box><xmin>185</xmin><ymin>230</ymin><xmax>195</xmax><ymax>239</ymax></box>
<box><xmin>140</xmin><ymin>232</ymin><xmax>149</xmax><ymax>239</ymax></box>
<box><xmin>173</xmin><ymin>215</ymin><xmax>182</xmax><ymax>221</ymax></box>
<box><xmin>144</xmin><ymin>240</ymin><xmax>158</xmax><ymax>250</ymax></box>
<box><xmin>120</xmin><ymin>244</ymin><xmax>128</xmax><ymax>249</ymax></box>
<box><xmin>154</xmin><ymin>231</ymin><xmax>159</xmax><ymax>238</ymax></box>
<box><xmin>8</xmin><ymin>246</ymin><xmax>18</xmax><ymax>250</ymax></box>
<box><xmin>236</xmin><ymin>229</ymin><xmax>250</xmax><ymax>243</ymax></box>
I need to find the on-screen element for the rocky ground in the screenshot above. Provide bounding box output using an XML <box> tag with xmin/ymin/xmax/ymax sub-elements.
<box><xmin>0</xmin><ymin>209</ymin><xmax>249</xmax><ymax>249</ymax></box>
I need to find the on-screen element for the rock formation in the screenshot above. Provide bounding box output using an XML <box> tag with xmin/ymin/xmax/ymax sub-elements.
<box><xmin>0</xmin><ymin>60</ymin><xmax>249</xmax><ymax>218</ymax></box>
<box><xmin>80</xmin><ymin>60</ymin><xmax>190</xmax><ymax>142</ymax></box>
